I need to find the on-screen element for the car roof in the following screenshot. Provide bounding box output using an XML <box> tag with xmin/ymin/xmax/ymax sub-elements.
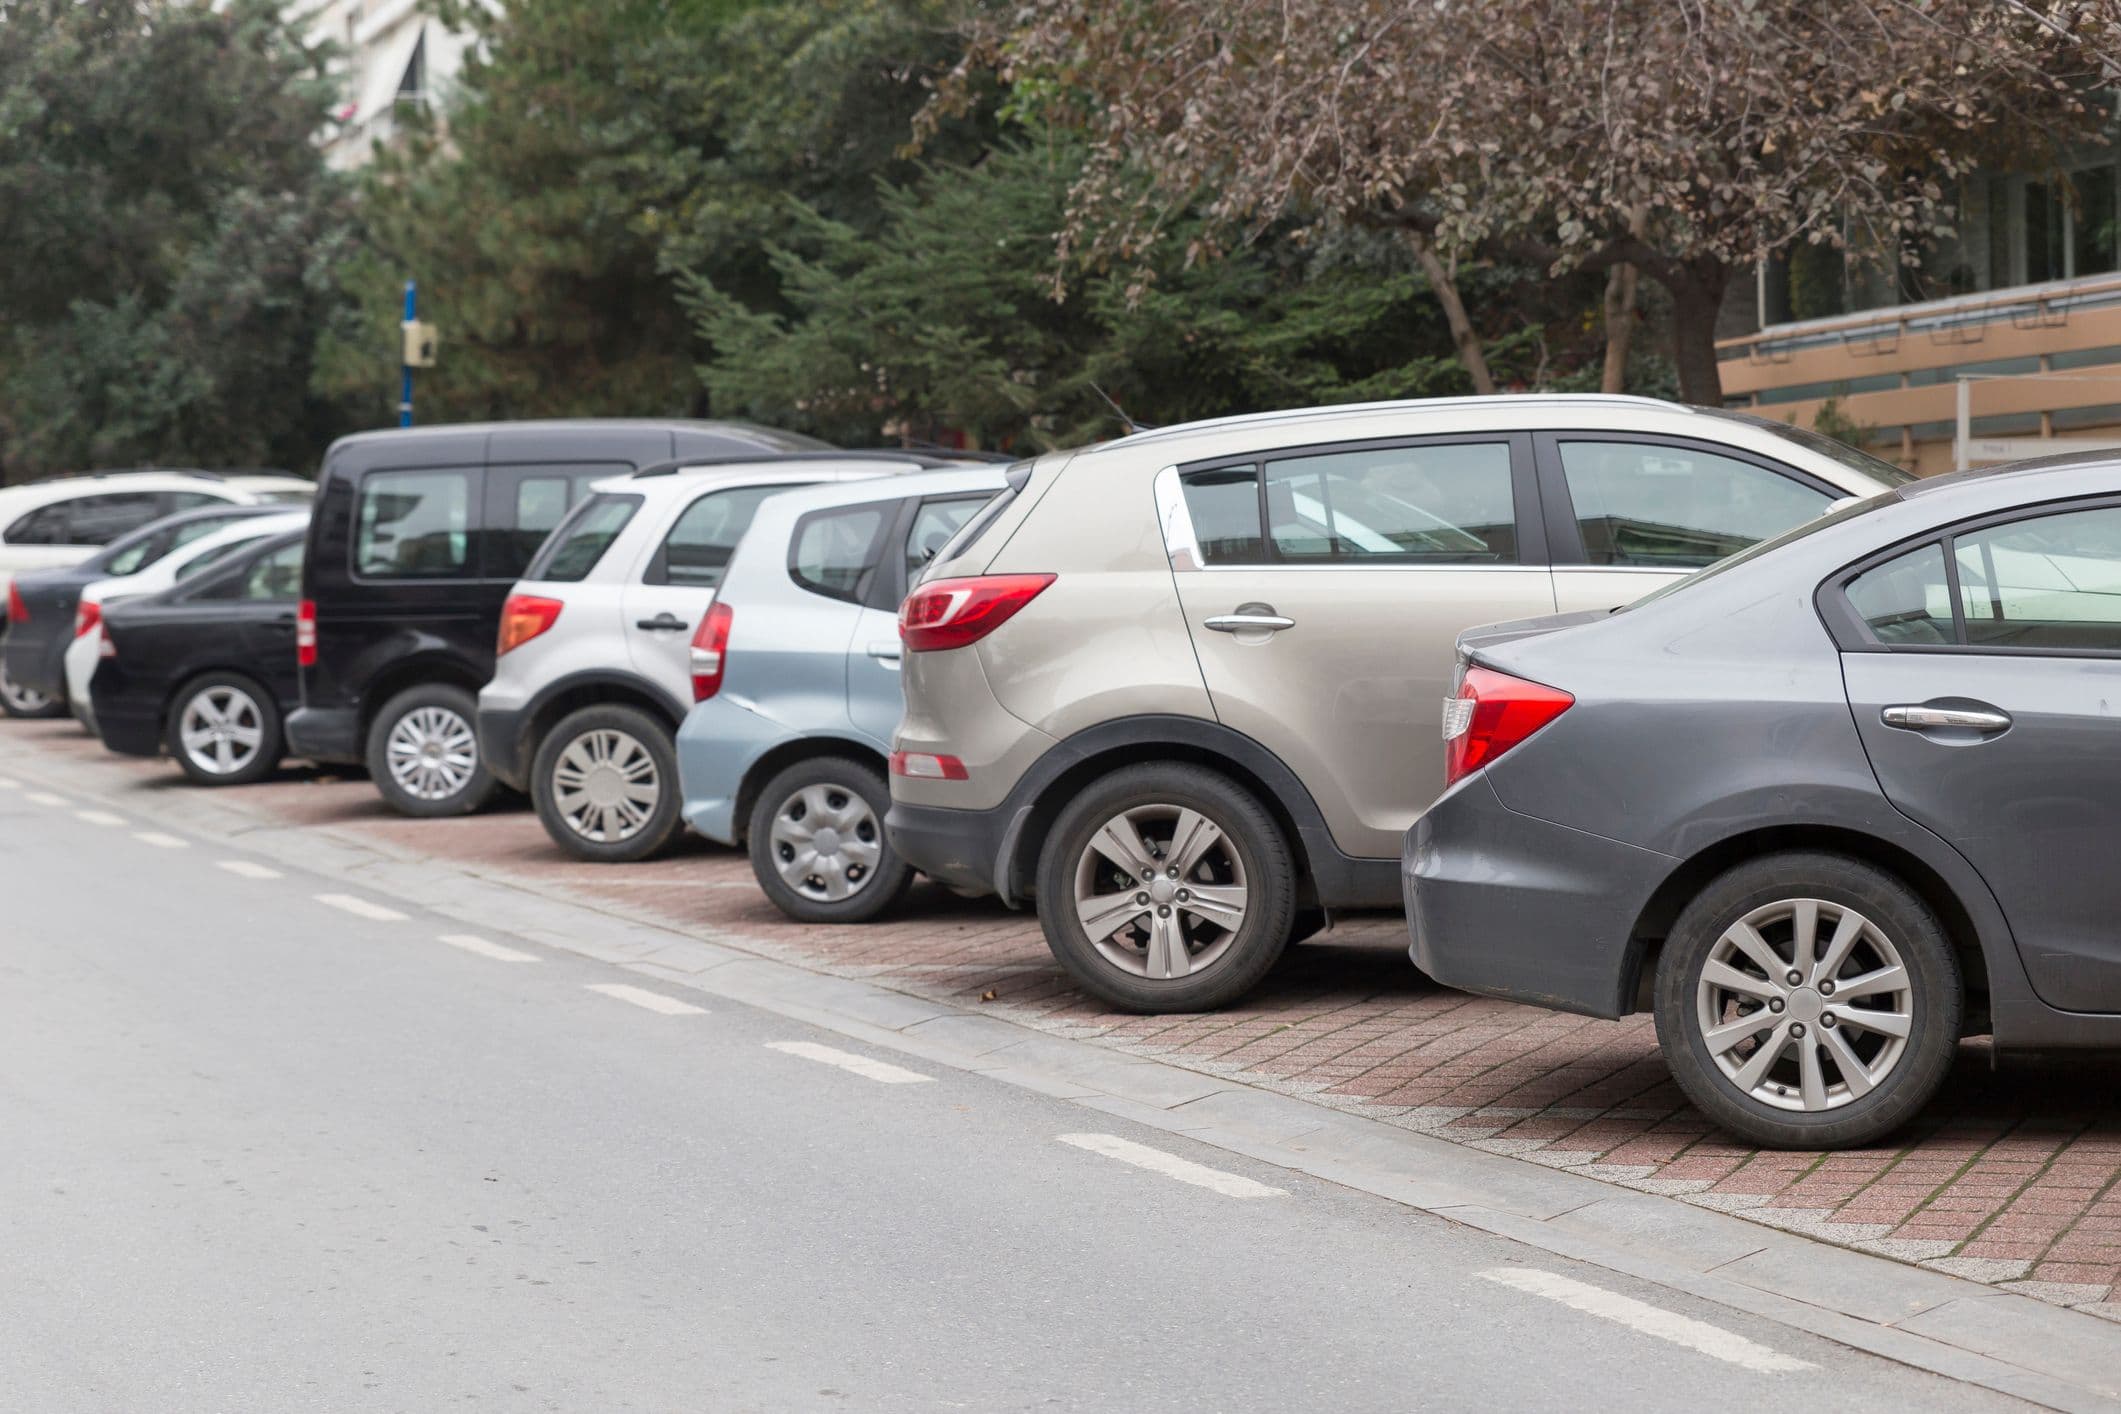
<box><xmin>321</xmin><ymin>418</ymin><xmax>831</xmax><ymax>460</ymax></box>
<box><xmin>1092</xmin><ymin>393</ymin><xmax>1689</xmax><ymax>453</ymax></box>
<box><xmin>733</xmin><ymin>465</ymin><xmax>1009</xmax><ymax>514</ymax></box>
<box><xmin>0</xmin><ymin>469</ymin><xmax>250</xmax><ymax>513</ymax></box>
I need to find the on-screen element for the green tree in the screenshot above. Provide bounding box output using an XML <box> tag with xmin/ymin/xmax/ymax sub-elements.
<box><xmin>683</xmin><ymin>140</ymin><xmax>1554</xmax><ymax>450</ymax></box>
<box><xmin>0</xmin><ymin>0</ymin><xmax>358</xmax><ymax>479</ymax></box>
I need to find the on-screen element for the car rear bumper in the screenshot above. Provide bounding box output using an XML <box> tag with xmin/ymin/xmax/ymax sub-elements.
<box><xmin>2</xmin><ymin>629</ymin><xmax>66</xmax><ymax>700</ymax></box>
<box><xmin>93</xmin><ymin>705</ymin><xmax>162</xmax><ymax>758</ymax></box>
<box><xmin>1403</xmin><ymin>773</ymin><xmax>1678</xmax><ymax>1020</ymax></box>
<box><xmin>883</xmin><ymin>798</ymin><xmax>1013</xmax><ymax>897</ymax></box>
<box><xmin>674</xmin><ymin>697</ymin><xmax>780</xmax><ymax>846</ymax></box>
<box><xmin>285</xmin><ymin>705</ymin><xmax>361</xmax><ymax>764</ymax></box>
<box><xmin>475</xmin><ymin>703</ymin><xmax>529</xmax><ymax>792</ymax></box>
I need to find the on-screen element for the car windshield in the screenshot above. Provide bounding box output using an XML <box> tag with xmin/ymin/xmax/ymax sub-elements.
<box><xmin>1697</xmin><ymin>408</ymin><xmax>1917</xmax><ymax>487</ymax></box>
<box><xmin>1626</xmin><ymin>488</ymin><xmax>1903</xmax><ymax>610</ymax></box>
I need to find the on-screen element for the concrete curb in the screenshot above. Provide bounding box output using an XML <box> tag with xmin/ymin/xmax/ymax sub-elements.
<box><xmin>14</xmin><ymin>751</ymin><xmax>2121</xmax><ymax>1411</ymax></box>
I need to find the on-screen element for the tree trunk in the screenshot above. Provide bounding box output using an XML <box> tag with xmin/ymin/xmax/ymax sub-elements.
<box><xmin>1599</xmin><ymin>259</ymin><xmax>1639</xmax><ymax>393</ymax></box>
<box><xmin>1403</xmin><ymin>230</ymin><xmax>1496</xmax><ymax>396</ymax></box>
<box><xmin>1662</xmin><ymin>260</ymin><xmax>1730</xmax><ymax>406</ymax></box>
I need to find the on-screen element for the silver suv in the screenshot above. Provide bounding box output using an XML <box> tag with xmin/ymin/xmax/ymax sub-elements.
<box><xmin>476</xmin><ymin>453</ymin><xmax>949</xmax><ymax>862</ymax></box>
<box><xmin>885</xmin><ymin>395</ymin><xmax>1913</xmax><ymax>1012</ymax></box>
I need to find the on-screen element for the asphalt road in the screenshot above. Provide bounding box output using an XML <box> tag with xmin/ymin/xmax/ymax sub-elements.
<box><xmin>0</xmin><ymin>783</ymin><xmax>2026</xmax><ymax>1412</ymax></box>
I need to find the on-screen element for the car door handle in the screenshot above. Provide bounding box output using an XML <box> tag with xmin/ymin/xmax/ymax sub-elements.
<box><xmin>1882</xmin><ymin>704</ymin><xmax>2012</xmax><ymax>733</ymax></box>
<box><xmin>866</xmin><ymin>642</ymin><xmax>903</xmax><ymax>668</ymax></box>
<box><xmin>1204</xmin><ymin>607</ymin><xmax>1295</xmax><ymax>633</ymax></box>
<box><xmin>635</xmin><ymin>613</ymin><xmax>689</xmax><ymax>632</ymax></box>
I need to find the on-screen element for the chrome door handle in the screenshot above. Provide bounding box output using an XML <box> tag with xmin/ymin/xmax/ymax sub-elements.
<box><xmin>866</xmin><ymin>642</ymin><xmax>902</xmax><ymax>666</ymax></box>
<box><xmin>1204</xmin><ymin>613</ymin><xmax>1295</xmax><ymax>633</ymax></box>
<box><xmin>1882</xmin><ymin>704</ymin><xmax>2012</xmax><ymax>732</ymax></box>
<box><xmin>635</xmin><ymin>613</ymin><xmax>689</xmax><ymax>632</ymax></box>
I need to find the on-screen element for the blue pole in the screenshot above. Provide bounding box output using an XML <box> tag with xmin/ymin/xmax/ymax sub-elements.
<box><xmin>398</xmin><ymin>279</ymin><xmax>417</xmax><ymax>428</ymax></box>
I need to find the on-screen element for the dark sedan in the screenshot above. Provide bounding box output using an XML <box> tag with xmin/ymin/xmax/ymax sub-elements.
<box><xmin>1404</xmin><ymin>454</ymin><xmax>2121</xmax><ymax>1150</ymax></box>
<box><xmin>90</xmin><ymin>529</ymin><xmax>305</xmax><ymax>785</ymax></box>
<box><xmin>2</xmin><ymin>504</ymin><xmax>289</xmax><ymax>717</ymax></box>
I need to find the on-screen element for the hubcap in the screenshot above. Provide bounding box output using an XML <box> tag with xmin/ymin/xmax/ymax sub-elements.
<box><xmin>384</xmin><ymin>705</ymin><xmax>477</xmax><ymax>802</ymax></box>
<box><xmin>179</xmin><ymin>686</ymin><xmax>266</xmax><ymax>776</ymax></box>
<box><xmin>1073</xmin><ymin>803</ymin><xmax>1248</xmax><ymax>981</ymax></box>
<box><xmin>1694</xmin><ymin>898</ymin><xmax>1914</xmax><ymax>1113</ymax></box>
<box><xmin>0</xmin><ymin>662</ymin><xmax>49</xmax><ymax>713</ymax></box>
<box><xmin>769</xmin><ymin>783</ymin><xmax>880</xmax><ymax>902</ymax></box>
<box><xmin>551</xmin><ymin>728</ymin><xmax>659</xmax><ymax>842</ymax></box>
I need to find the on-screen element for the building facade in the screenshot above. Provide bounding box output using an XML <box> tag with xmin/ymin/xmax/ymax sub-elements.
<box><xmin>1717</xmin><ymin>153</ymin><xmax>2121</xmax><ymax>475</ymax></box>
<box><xmin>287</xmin><ymin>0</ymin><xmax>476</xmax><ymax>169</ymax></box>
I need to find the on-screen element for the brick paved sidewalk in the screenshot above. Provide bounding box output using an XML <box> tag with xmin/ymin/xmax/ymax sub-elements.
<box><xmin>14</xmin><ymin>718</ymin><xmax>2121</xmax><ymax>1320</ymax></box>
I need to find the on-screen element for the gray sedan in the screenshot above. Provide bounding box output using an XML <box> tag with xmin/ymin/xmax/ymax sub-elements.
<box><xmin>1403</xmin><ymin>454</ymin><xmax>2121</xmax><ymax>1149</ymax></box>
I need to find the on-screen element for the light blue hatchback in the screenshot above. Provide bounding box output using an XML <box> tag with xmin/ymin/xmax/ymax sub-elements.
<box><xmin>674</xmin><ymin>466</ymin><xmax>1008</xmax><ymax>921</ymax></box>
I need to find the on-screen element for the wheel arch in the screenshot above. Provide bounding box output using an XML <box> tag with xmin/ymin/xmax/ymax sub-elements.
<box><xmin>162</xmin><ymin>664</ymin><xmax>277</xmax><ymax>747</ymax></box>
<box><xmin>1622</xmin><ymin>823</ymin><xmax>1998</xmax><ymax>1031</ymax></box>
<box><xmin>359</xmin><ymin>653</ymin><xmax>492</xmax><ymax>741</ymax></box>
<box><xmin>734</xmin><ymin>733</ymin><xmax>889</xmax><ymax>846</ymax></box>
<box><xmin>519</xmin><ymin>671</ymin><xmax>687</xmax><ymax>775</ymax></box>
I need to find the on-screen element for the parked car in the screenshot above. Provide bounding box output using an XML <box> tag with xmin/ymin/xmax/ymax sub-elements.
<box><xmin>90</xmin><ymin>528</ymin><xmax>309</xmax><ymax>785</ymax></box>
<box><xmin>65</xmin><ymin>511</ymin><xmax>311</xmax><ymax>730</ymax></box>
<box><xmin>479</xmin><ymin>453</ymin><xmax>979</xmax><ymax>863</ymax></box>
<box><xmin>1402</xmin><ymin>453</ymin><xmax>2121</xmax><ymax>1148</ymax></box>
<box><xmin>885</xmin><ymin>394</ymin><xmax>1915</xmax><ymax>1013</ymax></box>
<box><xmin>0</xmin><ymin>469</ymin><xmax>313</xmax><ymax>717</ymax></box>
<box><xmin>288</xmin><ymin>420</ymin><xmax>829</xmax><ymax>818</ymax></box>
<box><xmin>2</xmin><ymin>504</ymin><xmax>292</xmax><ymax>716</ymax></box>
<box><xmin>673</xmin><ymin>466</ymin><xmax>1008</xmax><ymax>917</ymax></box>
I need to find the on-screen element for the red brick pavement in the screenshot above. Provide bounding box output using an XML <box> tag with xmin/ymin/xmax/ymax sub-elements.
<box><xmin>12</xmin><ymin>717</ymin><xmax>2121</xmax><ymax>1318</ymax></box>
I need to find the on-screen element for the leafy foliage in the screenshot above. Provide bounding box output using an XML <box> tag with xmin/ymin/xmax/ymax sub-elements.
<box><xmin>0</xmin><ymin>0</ymin><xmax>359</xmax><ymax>479</ymax></box>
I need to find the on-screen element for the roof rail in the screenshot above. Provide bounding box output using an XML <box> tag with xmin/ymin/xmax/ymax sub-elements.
<box><xmin>629</xmin><ymin>448</ymin><xmax>963</xmax><ymax>479</ymax></box>
<box><xmin>1099</xmin><ymin>392</ymin><xmax>1688</xmax><ymax>450</ymax></box>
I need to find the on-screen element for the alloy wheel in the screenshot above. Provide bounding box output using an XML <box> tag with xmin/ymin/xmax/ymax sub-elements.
<box><xmin>0</xmin><ymin>662</ymin><xmax>52</xmax><ymax>715</ymax></box>
<box><xmin>768</xmin><ymin>784</ymin><xmax>882</xmax><ymax>902</ymax></box>
<box><xmin>179</xmin><ymin>686</ymin><xmax>266</xmax><ymax>777</ymax></box>
<box><xmin>1072</xmin><ymin>804</ymin><xmax>1248</xmax><ymax>981</ymax></box>
<box><xmin>384</xmin><ymin>705</ymin><xmax>478</xmax><ymax>802</ymax></box>
<box><xmin>1694</xmin><ymin>897</ymin><xmax>1914</xmax><ymax>1113</ymax></box>
<box><xmin>550</xmin><ymin>728</ymin><xmax>659</xmax><ymax>843</ymax></box>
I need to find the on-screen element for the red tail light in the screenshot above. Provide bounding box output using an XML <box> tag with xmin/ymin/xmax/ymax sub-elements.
<box><xmin>5</xmin><ymin>582</ymin><xmax>26</xmax><ymax>623</ymax></box>
<box><xmin>1442</xmin><ymin>665</ymin><xmax>1574</xmax><ymax>787</ymax></box>
<box><xmin>296</xmin><ymin>598</ymin><xmax>317</xmax><ymax>668</ymax></box>
<box><xmin>73</xmin><ymin>600</ymin><xmax>102</xmax><ymax>639</ymax></box>
<box><xmin>690</xmin><ymin>600</ymin><xmax>733</xmax><ymax>701</ymax></box>
<box><xmin>497</xmin><ymin>593</ymin><xmax>564</xmax><ymax>656</ymax></box>
<box><xmin>890</xmin><ymin>750</ymin><xmax>968</xmax><ymax>781</ymax></box>
<box><xmin>899</xmin><ymin>573</ymin><xmax>1055</xmax><ymax>652</ymax></box>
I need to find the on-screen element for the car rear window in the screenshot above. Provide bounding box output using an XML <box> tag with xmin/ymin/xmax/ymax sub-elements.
<box><xmin>790</xmin><ymin>503</ymin><xmax>890</xmax><ymax>603</ymax></box>
<box><xmin>917</xmin><ymin>487</ymin><xmax>1016</xmax><ymax>583</ymax></box>
<box><xmin>526</xmin><ymin>493</ymin><xmax>642</xmax><ymax>582</ymax></box>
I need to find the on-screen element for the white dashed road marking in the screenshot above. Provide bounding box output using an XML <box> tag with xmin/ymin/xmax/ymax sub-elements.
<box><xmin>1481</xmin><ymin>1269</ymin><xmax>1814</xmax><ymax>1374</ymax></box>
<box><xmin>586</xmin><ymin>983</ymin><xmax>705</xmax><ymax>1016</ymax></box>
<box><xmin>74</xmin><ymin>809</ymin><xmax>125</xmax><ymax>827</ymax></box>
<box><xmin>767</xmin><ymin>1041</ymin><xmax>933</xmax><ymax>1085</ymax></box>
<box><xmin>217</xmin><ymin>859</ymin><xmax>282</xmax><ymax>880</ymax></box>
<box><xmin>438</xmin><ymin>933</ymin><xmax>538</xmax><ymax>963</ymax></box>
<box><xmin>314</xmin><ymin>893</ymin><xmax>408</xmax><ymax>923</ymax></box>
<box><xmin>25</xmin><ymin>791</ymin><xmax>64</xmax><ymax>806</ymax></box>
<box><xmin>133</xmin><ymin>831</ymin><xmax>187</xmax><ymax>849</ymax></box>
<box><xmin>1057</xmin><ymin>1133</ymin><xmax>1288</xmax><ymax>1199</ymax></box>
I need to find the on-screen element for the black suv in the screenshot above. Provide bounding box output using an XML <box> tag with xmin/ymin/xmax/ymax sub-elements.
<box><xmin>288</xmin><ymin>419</ymin><xmax>828</xmax><ymax>816</ymax></box>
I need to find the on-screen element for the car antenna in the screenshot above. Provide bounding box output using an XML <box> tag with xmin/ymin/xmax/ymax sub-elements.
<box><xmin>1089</xmin><ymin>382</ymin><xmax>1155</xmax><ymax>435</ymax></box>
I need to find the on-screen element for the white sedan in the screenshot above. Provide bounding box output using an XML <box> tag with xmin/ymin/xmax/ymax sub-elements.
<box><xmin>65</xmin><ymin>511</ymin><xmax>310</xmax><ymax>730</ymax></box>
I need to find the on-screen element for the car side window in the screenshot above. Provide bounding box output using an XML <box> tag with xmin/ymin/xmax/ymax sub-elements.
<box><xmin>1953</xmin><ymin>507</ymin><xmax>2121</xmax><ymax>651</ymax></box>
<box><xmin>649</xmin><ymin>484</ymin><xmax>786</xmax><ymax>589</ymax></box>
<box><xmin>790</xmin><ymin>504</ymin><xmax>889</xmax><ymax>604</ymax></box>
<box><xmin>1844</xmin><ymin>544</ymin><xmax>1953</xmax><ymax>645</ymax></box>
<box><xmin>57</xmin><ymin>492</ymin><xmax>166</xmax><ymax>546</ymax></box>
<box><xmin>176</xmin><ymin>536</ymin><xmax>263</xmax><ymax>582</ymax></box>
<box><xmin>486</xmin><ymin>470</ymin><xmax>611</xmax><ymax>580</ymax></box>
<box><xmin>241</xmin><ymin>543</ymin><xmax>305</xmax><ymax>601</ymax></box>
<box><xmin>1179</xmin><ymin>467</ymin><xmax>1267</xmax><ymax>563</ymax></box>
<box><xmin>1557</xmin><ymin>441</ymin><xmax>1831</xmax><ymax>569</ymax></box>
<box><xmin>5</xmin><ymin>502</ymin><xmax>71</xmax><ymax>545</ymax></box>
<box><xmin>903</xmin><ymin>496</ymin><xmax>989</xmax><ymax>586</ymax></box>
<box><xmin>1179</xmin><ymin>444</ymin><xmax>1517</xmax><ymax>566</ymax></box>
<box><xmin>356</xmin><ymin>469</ymin><xmax>471</xmax><ymax>579</ymax></box>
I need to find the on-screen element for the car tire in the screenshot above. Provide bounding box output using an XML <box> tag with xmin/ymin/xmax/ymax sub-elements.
<box><xmin>0</xmin><ymin>659</ymin><xmax>65</xmax><ymax>719</ymax></box>
<box><xmin>747</xmin><ymin>756</ymin><xmax>912</xmax><ymax>923</ymax></box>
<box><xmin>166</xmin><ymin>672</ymin><xmax>283</xmax><ymax>787</ymax></box>
<box><xmin>1035</xmin><ymin>763</ymin><xmax>1295</xmax><ymax>1013</ymax></box>
<box><xmin>1654</xmin><ymin>851</ymin><xmax>1961</xmax><ymax>1150</ymax></box>
<box><xmin>365</xmin><ymin>682</ymin><xmax>495</xmax><ymax>818</ymax></box>
<box><xmin>531</xmin><ymin>704</ymin><xmax>684</xmax><ymax>863</ymax></box>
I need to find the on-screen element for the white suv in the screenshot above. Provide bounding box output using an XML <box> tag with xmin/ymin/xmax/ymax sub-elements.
<box><xmin>0</xmin><ymin>469</ymin><xmax>313</xmax><ymax>716</ymax></box>
<box><xmin>476</xmin><ymin>452</ymin><xmax>957</xmax><ymax>862</ymax></box>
